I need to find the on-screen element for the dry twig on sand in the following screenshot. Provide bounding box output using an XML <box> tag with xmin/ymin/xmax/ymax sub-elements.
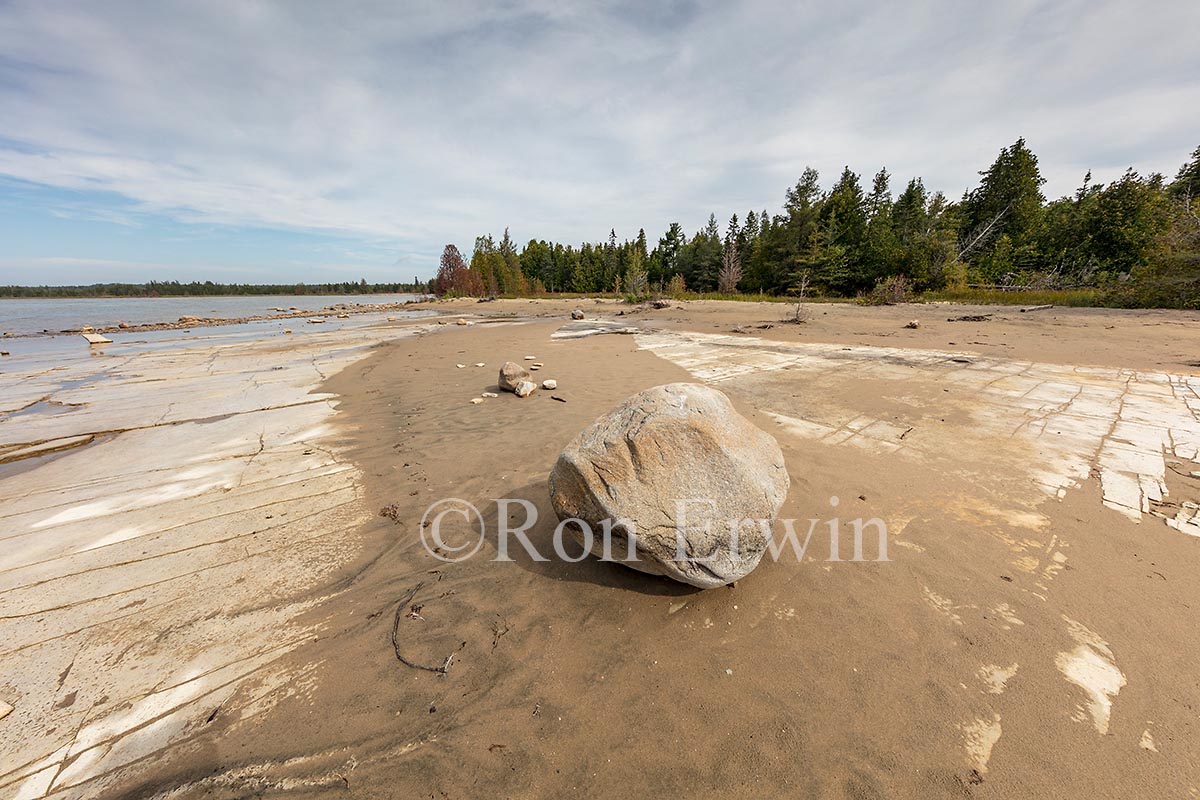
<box><xmin>391</xmin><ymin>582</ymin><xmax>460</xmax><ymax>675</ymax></box>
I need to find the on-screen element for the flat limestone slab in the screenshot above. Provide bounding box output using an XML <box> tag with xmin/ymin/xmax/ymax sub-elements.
<box><xmin>634</xmin><ymin>328</ymin><xmax>1200</xmax><ymax>535</ymax></box>
<box><xmin>631</xmin><ymin>327</ymin><xmax>1200</xmax><ymax>775</ymax></box>
<box><xmin>0</xmin><ymin>317</ymin><xmax>434</xmax><ymax>798</ymax></box>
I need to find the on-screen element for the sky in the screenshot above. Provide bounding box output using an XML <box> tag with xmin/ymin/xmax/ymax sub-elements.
<box><xmin>0</xmin><ymin>0</ymin><xmax>1197</xmax><ymax>285</ymax></box>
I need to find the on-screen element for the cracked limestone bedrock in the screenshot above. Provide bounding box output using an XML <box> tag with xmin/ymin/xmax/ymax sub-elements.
<box><xmin>549</xmin><ymin>382</ymin><xmax>790</xmax><ymax>588</ymax></box>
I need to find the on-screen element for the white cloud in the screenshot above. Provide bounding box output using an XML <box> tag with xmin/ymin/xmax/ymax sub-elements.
<box><xmin>0</xmin><ymin>0</ymin><xmax>1197</xmax><ymax>278</ymax></box>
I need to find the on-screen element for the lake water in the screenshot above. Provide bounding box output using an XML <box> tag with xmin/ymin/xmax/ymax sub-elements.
<box><xmin>0</xmin><ymin>293</ymin><xmax>426</xmax><ymax>336</ymax></box>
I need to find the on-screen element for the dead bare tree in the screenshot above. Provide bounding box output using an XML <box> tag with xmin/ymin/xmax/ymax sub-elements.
<box><xmin>718</xmin><ymin>241</ymin><xmax>742</xmax><ymax>294</ymax></box>
<box><xmin>786</xmin><ymin>270</ymin><xmax>811</xmax><ymax>323</ymax></box>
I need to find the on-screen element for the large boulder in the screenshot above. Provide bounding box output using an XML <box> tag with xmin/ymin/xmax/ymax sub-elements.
<box><xmin>498</xmin><ymin>361</ymin><xmax>531</xmax><ymax>392</ymax></box>
<box><xmin>549</xmin><ymin>383</ymin><xmax>789</xmax><ymax>588</ymax></box>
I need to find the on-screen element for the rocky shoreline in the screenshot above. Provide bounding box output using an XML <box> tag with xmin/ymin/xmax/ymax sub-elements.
<box><xmin>0</xmin><ymin>298</ymin><xmax>429</xmax><ymax>339</ymax></box>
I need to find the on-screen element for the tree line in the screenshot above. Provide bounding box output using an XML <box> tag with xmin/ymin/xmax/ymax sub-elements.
<box><xmin>0</xmin><ymin>279</ymin><xmax>427</xmax><ymax>299</ymax></box>
<box><xmin>435</xmin><ymin>140</ymin><xmax>1200</xmax><ymax>308</ymax></box>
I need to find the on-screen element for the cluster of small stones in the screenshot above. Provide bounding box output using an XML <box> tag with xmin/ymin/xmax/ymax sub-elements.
<box><xmin>467</xmin><ymin>360</ymin><xmax>558</xmax><ymax>404</ymax></box>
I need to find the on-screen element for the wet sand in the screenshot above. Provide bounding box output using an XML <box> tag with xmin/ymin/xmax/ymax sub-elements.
<box><xmin>2</xmin><ymin>300</ymin><xmax>1200</xmax><ymax>797</ymax></box>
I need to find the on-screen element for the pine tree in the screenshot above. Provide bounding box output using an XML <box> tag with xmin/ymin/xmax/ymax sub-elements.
<box><xmin>863</xmin><ymin>168</ymin><xmax>896</xmax><ymax>284</ymax></box>
<box><xmin>625</xmin><ymin>246</ymin><xmax>648</xmax><ymax>298</ymax></box>
<box><xmin>961</xmin><ymin>138</ymin><xmax>1047</xmax><ymax>276</ymax></box>
<box><xmin>635</xmin><ymin>228</ymin><xmax>649</xmax><ymax>266</ymax></box>
<box><xmin>743</xmin><ymin>210</ymin><xmax>760</xmax><ymax>241</ymax></box>
<box><xmin>815</xmin><ymin>167</ymin><xmax>868</xmax><ymax>293</ymax></box>
<box><xmin>725</xmin><ymin>213</ymin><xmax>740</xmax><ymax>250</ymax></box>
<box><xmin>573</xmin><ymin>243</ymin><xmax>603</xmax><ymax>292</ymax></box>
<box><xmin>470</xmin><ymin>235</ymin><xmax>497</xmax><ymax>295</ymax></box>
<box><xmin>696</xmin><ymin>213</ymin><xmax>723</xmax><ymax>291</ymax></box>
<box><xmin>739</xmin><ymin>210</ymin><xmax>760</xmax><ymax>287</ymax></box>
<box><xmin>1083</xmin><ymin>169</ymin><xmax>1169</xmax><ymax>275</ymax></box>
<box><xmin>656</xmin><ymin>223</ymin><xmax>685</xmax><ymax>285</ymax></box>
<box><xmin>785</xmin><ymin>168</ymin><xmax>821</xmax><ymax>217</ymax></box>
<box><xmin>892</xmin><ymin>179</ymin><xmax>929</xmax><ymax>242</ymax></box>
<box><xmin>607</xmin><ymin>228</ymin><xmax>620</xmax><ymax>280</ymax></box>
<box><xmin>499</xmin><ymin>227</ymin><xmax>522</xmax><ymax>292</ymax></box>
<box><xmin>865</xmin><ymin>168</ymin><xmax>892</xmax><ymax>219</ymax></box>
<box><xmin>781</xmin><ymin>169</ymin><xmax>822</xmax><ymax>294</ymax></box>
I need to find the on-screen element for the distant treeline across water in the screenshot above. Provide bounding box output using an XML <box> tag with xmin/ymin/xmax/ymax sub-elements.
<box><xmin>0</xmin><ymin>280</ymin><xmax>430</xmax><ymax>298</ymax></box>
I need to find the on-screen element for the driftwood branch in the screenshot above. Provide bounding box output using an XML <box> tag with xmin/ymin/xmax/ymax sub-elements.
<box><xmin>391</xmin><ymin>582</ymin><xmax>459</xmax><ymax>675</ymax></box>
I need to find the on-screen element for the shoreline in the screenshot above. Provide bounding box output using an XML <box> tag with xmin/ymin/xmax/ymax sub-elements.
<box><xmin>3</xmin><ymin>299</ymin><xmax>1200</xmax><ymax>797</ymax></box>
<box><xmin>5</xmin><ymin>293</ymin><xmax>1197</xmax><ymax>375</ymax></box>
<box><xmin>0</xmin><ymin>298</ymin><xmax>431</xmax><ymax>339</ymax></box>
<box><xmin>151</xmin><ymin>300</ymin><xmax>1200</xmax><ymax>797</ymax></box>
<box><xmin>0</xmin><ymin>310</ymin><xmax>445</xmax><ymax>797</ymax></box>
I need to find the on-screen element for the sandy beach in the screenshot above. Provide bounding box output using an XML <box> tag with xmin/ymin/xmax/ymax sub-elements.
<box><xmin>2</xmin><ymin>298</ymin><xmax>1200</xmax><ymax>798</ymax></box>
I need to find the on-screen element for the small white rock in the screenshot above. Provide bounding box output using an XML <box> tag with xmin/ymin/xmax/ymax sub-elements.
<box><xmin>529</xmin><ymin>365</ymin><xmax>540</xmax><ymax>370</ymax></box>
<box><xmin>524</xmin><ymin>355</ymin><xmax>536</xmax><ymax>360</ymax></box>
<box><xmin>532</xmin><ymin>362</ymin><xmax>543</xmax><ymax>367</ymax></box>
<box><xmin>470</xmin><ymin>398</ymin><xmax>484</xmax><ymax>405</ymax></box>
<box><xmin>482</xmin><ymin>392</ymin><xmax>498</xmax><ymax>398</ymax></box>
<box><xmin>542</xmin><ymin>380</ymin><xmax>557</xmax><ymax>390</ymax></box>
<box><xmin>456</xmin><ymin>319</ymin><xmax>469</xmax><ymax>325</ymax></box>
<box><xmin>725</xmin><ymin>669</ymin><xmax>733</xmax><ymax>676</ymax></box>
<box><xmin>474</xmin><ymin>362</ymin><xmax>485</xmax><ymax>367</ymax></box>
<box><xmin>0</xmin><ymin>700</ymin><xmax>12</xmax><ymax>720</ymax></box>
<box><xmin>514</xmin><ymin>380</ymin><xmax>536</xmax><ymax>398</ymax></box>
<box><xmin>456</xmin><ymin>364</ymin><xmax>466</xmax><ymax>368</ymax></box>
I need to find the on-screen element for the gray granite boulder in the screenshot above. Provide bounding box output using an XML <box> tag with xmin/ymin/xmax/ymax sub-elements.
<box><xmin>549</xmin><ymin>383</ymin><xmax>789</xmax><ymax>588</ymax></box>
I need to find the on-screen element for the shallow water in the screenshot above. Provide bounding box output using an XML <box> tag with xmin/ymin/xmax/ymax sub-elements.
<box><xmin>0</xmin><ymin>309</ymin><xmax>437</xmax><ymax>378</ymax></box>
<box><xmin>0</xmin><ymin>293</ymin><xmax>425</xmax><ymax>336</ymax></box>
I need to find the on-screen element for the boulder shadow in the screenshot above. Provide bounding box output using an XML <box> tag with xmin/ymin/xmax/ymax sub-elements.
<box><xmin>470</xmin><ymin>481</ymin><xmax>701</xmax><ymax>598</ymax></box>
